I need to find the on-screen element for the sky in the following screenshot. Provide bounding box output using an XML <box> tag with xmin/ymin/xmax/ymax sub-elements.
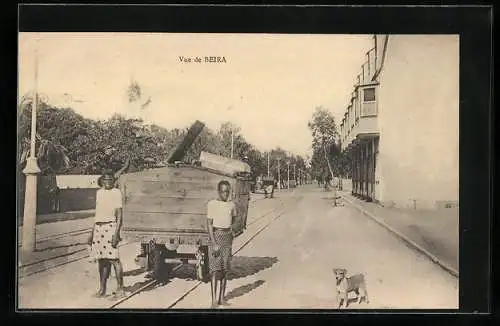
<box><xmin>19</xmin><ymin>33</ymin><xmax>374</xmax><ymax>157</ymax></box>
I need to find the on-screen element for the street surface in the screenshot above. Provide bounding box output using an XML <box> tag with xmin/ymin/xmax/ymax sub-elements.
<box><xmin>18</xmin><ymin>185</ymin><xmax>458</xmax><ymax>309</ymax></box>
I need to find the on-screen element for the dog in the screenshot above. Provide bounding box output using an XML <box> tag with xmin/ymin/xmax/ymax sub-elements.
<box><xmin>333</xmin><ymin>268</ymin><xmax>369</xmax><ymax>308</ymax></box>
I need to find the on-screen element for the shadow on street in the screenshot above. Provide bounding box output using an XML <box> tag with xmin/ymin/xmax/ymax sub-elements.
<box><xmin>123</xmin><ymin>256</ymin><xmax>278</xmax><ymax>294</ymax></box>
<box><xmin>171</xmin><ymin>256</ymin><xmax>278</xmax><ymax>281</ymax></box>
<box><xmin>227</xmin><ymin>256</ymin><xmax>278</xmax><ymax>281</ymax></box>
<box><xmin>123</xmin><ymin>267</ymin><xmax>145</xmax><ymax>277</ymax></box>
<box><xmin>225</xmin><ymin>279</ymin><xmax>265</xmax><ymax>301</ymax></box>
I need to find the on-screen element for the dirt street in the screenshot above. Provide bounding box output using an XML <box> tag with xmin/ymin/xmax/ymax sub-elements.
<box><xmin>18</xmin><ymin>186</ymin><xmax>458</xmax><ymax>309</ymax></box>
<box><xmin>175</xmin><ymin>186</ymin><xmax>458</xmax><ymax>309</ymax></box>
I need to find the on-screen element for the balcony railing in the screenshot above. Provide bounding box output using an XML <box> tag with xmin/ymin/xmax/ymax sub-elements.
<box><xmin>341</xmin><ymin>84</ymin><xmax>379</xmax><ymax>152</ymax></box>
<box><xmin>362</xmin><ymin>101</ymin><xmax>377</xmax><ymax>116</ymax></box>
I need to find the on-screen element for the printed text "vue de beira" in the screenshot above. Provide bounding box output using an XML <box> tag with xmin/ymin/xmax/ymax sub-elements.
<box><xmin>179</xmin><ymin>56</ymin><xmax>227</xmax><ymax>63</ymax></box>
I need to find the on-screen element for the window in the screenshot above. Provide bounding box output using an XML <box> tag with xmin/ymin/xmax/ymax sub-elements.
<box><xmin>356</xmin><ymin>90</ymin><xmax>361</xmax><ymax>117</ymax></box>
<box><xmin>350</xmin><ymin>106</ymin><xmax>354</xmax><ymax>127</ymax></box>
<box><xmin>354</xmin><ymin>99</ymin><xmax>358</xmax><ymax>120</ymax></box>
<box><xmin>364</xmin><ymin>88</ymin><xmax>376</xmax><ymax>102</ymax></box>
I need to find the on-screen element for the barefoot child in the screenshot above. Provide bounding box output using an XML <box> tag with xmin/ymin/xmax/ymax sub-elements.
<box><xmin>206</xmin><ymin>180</ymin><xmax>237</xmax><ymax>308</ymax></box>
<box><xmin>88</xmin><ymin>172</ymin><xmax>125</xmax><ymax>299</ymax></box>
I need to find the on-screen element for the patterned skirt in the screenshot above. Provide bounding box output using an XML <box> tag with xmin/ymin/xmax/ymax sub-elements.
<box><xmin>90</xmin><ymin>221</ymin><xmax>119</xmax><ymax>260</ymax></box>
<box><xmin>208</xmin><ymin>229</ymin><xmax>233</xmax><ymax>274</ymax></box>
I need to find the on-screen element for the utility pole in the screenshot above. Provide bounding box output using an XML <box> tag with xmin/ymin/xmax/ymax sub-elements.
<box><xmin>277</xmin><ymin>157</ymin><xmax>281</xmax><ymax>191</ymax></box>
<box><xmin>287</xmin><ymin>161</ymin><xmax>290</xmax><ymax>190</ymax></box>
<box><xmin>293</xmin><ymin>164</ymin><xmax>296</xmax><ymax>186</ymax></box>
<box><xmin>267</xmin><ymin>151</ymin><xmax>270</xmax><ymax>177</ymax></box>
<box><xmin>230</xmin><ymin>127</ymin><xmax>234</xmax><ymax>159</ymax></box>
<box><xmin>22</xmin><ymin>41</ymin><xmax>42</xmax><ymax>260</ymax></box>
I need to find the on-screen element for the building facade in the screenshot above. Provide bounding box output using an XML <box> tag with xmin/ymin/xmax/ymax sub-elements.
<box><xmin>340</xmin><ymin>35</ymin><xmax>459</xmax><ymax>210</ymax></box>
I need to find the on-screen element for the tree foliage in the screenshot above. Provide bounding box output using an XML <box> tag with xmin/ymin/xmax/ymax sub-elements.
<box><xmin>17</xmin><ymin>95</ymin><xmax>310</xmax><ymax>180</ymax></box>
<box><xmin>307</xmin><ymin>107</ymin><xmax>342</xmax><ymax>181</ymax></box>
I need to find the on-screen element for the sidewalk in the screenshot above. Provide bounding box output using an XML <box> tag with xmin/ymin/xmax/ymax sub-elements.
<box><xmin>18</xmin><ymin>216</ymin><xmax>95</xmax><ymax>272</ymax></box>
<box><xmin>340</xmin><ymin>191</ymin><xmax>459</xmax><ymax>276</ymax></box>
<box><xmin>18</xmin><ymin>210</ymin><xmax>95</xmax><ymax>272</ymax></box>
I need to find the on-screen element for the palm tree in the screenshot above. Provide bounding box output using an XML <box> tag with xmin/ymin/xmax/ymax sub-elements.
<box><xmin>18</xmin><ymin>94</ymin><xmax>71</xmax><ymax>174</ymax></box>
<box><xmin>19</xmin><ymin>133</ymin><xmax>71</xmax><ymax>174</ymax></box>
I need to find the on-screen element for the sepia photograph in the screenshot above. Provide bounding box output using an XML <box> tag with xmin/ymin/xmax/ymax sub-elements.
<box><xmin>17</xmin><ymin>32</ymin><xmax>459</xmax><ymax>310</ymax></box>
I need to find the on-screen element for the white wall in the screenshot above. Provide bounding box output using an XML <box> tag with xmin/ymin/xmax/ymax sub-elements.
<box><xmin>56</xmin><ymin>175</ymin><xmax>101</xmax><ymax>189</ymax></box>
<box><xmin>376</xmin><ymin>35</ymin><xmax>459</xmax><ymax>209</ymax></box>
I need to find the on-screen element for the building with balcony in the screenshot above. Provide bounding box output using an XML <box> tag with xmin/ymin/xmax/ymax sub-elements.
<box><xmin>340</xmin><ymin>35</ymin><xmax>459</xmax><ymax>210</ymax></box>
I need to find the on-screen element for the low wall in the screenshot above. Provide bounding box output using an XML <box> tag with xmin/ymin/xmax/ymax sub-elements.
<box><xmin>58</xmin><ymin>188</ymin><xmax>98</xmax><ymax>212</ymax></box>
<box><xmin>18</xmin><ymin>187</ymin><xmax>98</xmax><ymax>217</ymax></box>
<box><xmin>18</xmin><ymin>174</ymin><xmax>101</xmax><ymax>217</ymax></box>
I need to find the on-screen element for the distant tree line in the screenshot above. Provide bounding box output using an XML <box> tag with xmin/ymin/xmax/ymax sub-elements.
<box><xmin>17</xmin><ymin>98</ymin><xmax>308</xmax><ymax>181</ymax></box>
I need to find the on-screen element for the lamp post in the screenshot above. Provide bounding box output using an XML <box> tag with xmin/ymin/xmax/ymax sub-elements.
<box><xmin>22</xmin><ymin>42</ymin><xmax>42</xmax><ymax>260</ymax></box>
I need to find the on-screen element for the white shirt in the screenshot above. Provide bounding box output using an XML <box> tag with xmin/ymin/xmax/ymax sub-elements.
<box><xmin>207</xmin><ymin>199</ymin><xmax>235</xmax><ymax>229</ymax></box>
<box><xmin>95</xmin><ymin>188</ymin><xmax>122</xmax><ymax>223</ymax></box>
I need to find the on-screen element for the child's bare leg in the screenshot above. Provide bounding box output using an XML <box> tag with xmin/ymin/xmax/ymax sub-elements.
<box><xmin>95</xmin><ymin>259</ymin><xmax>109</xmax><ymax>297</ymax></box>
<box><xmin>218</xmin><ymin>272</ymin><xmax>228</xmax><ymax>305</ymax></box>
<box><xmin>210</xmin><ymin>272</ymin><xmax>218</xmax><ymax>308</ymax></box>
<box><xmin>111</xmin><ymin>259</ymin><xmax>125</xmax><ymax>297</ymax></box>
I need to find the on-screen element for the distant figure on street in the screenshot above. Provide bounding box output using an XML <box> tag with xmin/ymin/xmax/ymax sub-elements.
<box><xmin>88</xmin><ymin>172</ymin><xmax>126</xmax><ymax>299</ymax></box>
<box><xmin>264</xmin><ymin>183</ymin><xmax>274</xmax><ymax>198</ymax></box>
<box><xmin>324</xmin><ymin>175</ymin><xmax>331</xmax><ymax>191</ymax></box>
<box><xmin>206</xmin><ymin>180</ymin><xmax>237</xmax><ymax>308</ymax></box>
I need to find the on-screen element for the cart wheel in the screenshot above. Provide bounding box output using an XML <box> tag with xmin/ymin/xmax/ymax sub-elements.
<box><xmin>146</xmin><ymin>242</ymin><xmax>155</xmax><ymax>271</ymax></box>
<box><xmin>146</xmin><ymin>243</ymin><xmax>168</xmax><ymax>283</ymax></box>
<box><xmin>195</xmin><ymin>246</ymin><xmax>210</xmax><ymax>283</ymax></box>
<box><xmin>153</xmin><ymin>247</ymin><xmax>169</xmax><ymax>283</ymax></box>
<box><xmin>135</xmin><ymin>243</ymin><xmax>148</xmax><ymax>271</ymax></box>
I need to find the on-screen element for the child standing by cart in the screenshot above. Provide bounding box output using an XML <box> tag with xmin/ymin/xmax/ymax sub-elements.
<box><xmin>206</xmin><ymin>180</ymin><xmax>237</xmax><ymax>308</ymax></box>
<box><xmin>88</xmin><ymin>172</ymin><xmax>126</xmax><ymax>299</ymax></box>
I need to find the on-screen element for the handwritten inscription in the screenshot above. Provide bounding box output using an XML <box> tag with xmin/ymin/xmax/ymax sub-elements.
<box><xmin>179</xmin><ymin>56</ymin><xmax>227</xmax><ymax>64</ymax></box>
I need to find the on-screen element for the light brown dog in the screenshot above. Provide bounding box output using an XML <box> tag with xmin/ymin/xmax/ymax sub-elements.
<box><xmin>333</xmin><ymin>268</ymin><xmax>369</xmax><ymax>308</ymax></box>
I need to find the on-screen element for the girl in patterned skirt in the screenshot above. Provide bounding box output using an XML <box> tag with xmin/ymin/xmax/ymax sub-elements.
<box><xmin>88</xmin><ymin>172</ymin><xmax>125</xmax><ymax>299</ymax></box>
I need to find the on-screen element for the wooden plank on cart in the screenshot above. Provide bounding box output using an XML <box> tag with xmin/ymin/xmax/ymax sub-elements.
<box><xmin>122</xmin><ymin>166</ymin><xmax>227</xmax><ymax>183</ymax></box>
<box><xmin>123</xmin><ymin>211</ymin><xmax>207</xmax><ymax>232</ymax></box>
<box><xmin>124</xmin><ymin>179</ymin><xmax>221</xmax><ymax>196</ymax></box>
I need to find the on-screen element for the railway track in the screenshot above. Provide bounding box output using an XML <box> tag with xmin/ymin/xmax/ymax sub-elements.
<box><xmin>18</xmin><ymin>227</ymin><xmax>92</xmax><ymax>248</ymax></box>
<box><xmin>108</xmin><ymin>197</ymin><xmax>294</xmax><ymax>309</ymax></box>
<box><xmin>18</xmin><ymin>196</ymin><xmax>269</xmax><ymax>279</ymax></box>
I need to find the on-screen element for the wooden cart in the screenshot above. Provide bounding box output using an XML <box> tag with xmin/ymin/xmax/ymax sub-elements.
<box><xmin>262</xmin><ymin>176</ymin><xmax>276</xmax><ymax>198</ymax></box>
<box><xmin>118</xmin><ymin>122</ymin><xmax>252</xmax><ymax>282</ymax></box>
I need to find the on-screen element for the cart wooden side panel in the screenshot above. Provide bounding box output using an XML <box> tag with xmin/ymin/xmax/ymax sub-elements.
<box><xmin>119</xmin><ymin>165</ymin><xmax>250</xmax><ymax>245</ymax></box>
